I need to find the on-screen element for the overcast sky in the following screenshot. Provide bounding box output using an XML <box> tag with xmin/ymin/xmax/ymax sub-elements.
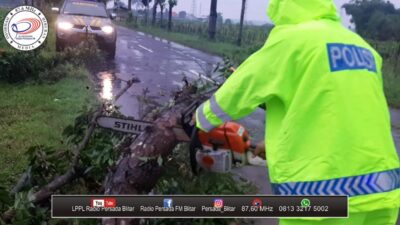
<box><xmin>174</xmin><ymin>0</ymin><xmax>400</xmax><ymax>24</ymax></box>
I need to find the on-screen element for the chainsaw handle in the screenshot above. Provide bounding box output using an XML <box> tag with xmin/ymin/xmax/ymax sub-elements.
<box><xmin>189</xmin><ymin>127</ymin><xmax>202</xmax><ymax>174</ymax></box>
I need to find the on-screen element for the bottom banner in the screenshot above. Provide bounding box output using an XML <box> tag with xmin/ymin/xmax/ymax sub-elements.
<box><xmin>52</xmin><ymin>195</ymin><xmax>348</xmax><ymax>218</ymax></box>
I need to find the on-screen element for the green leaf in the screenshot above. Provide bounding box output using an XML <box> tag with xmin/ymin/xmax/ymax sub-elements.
<box><xmin>0</xmin><ymin>187</ymin><xmax>12</xmax><ymax>205</ymax></box>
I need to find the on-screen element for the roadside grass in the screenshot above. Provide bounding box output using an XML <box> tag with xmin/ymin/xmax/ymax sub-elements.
<box><xmin>0</xmin><ymin>72</ymin><xmax>96</xmax><ymax>188</ymax></box>
<box><xmin>0</xmin><ymin>8</ymin><xmax>98</xmax><ymax>188</ymax></box>
<box><xmin>383</xmin><ymin>65</ymin><xmax>400</xmax><ymax>108</ymax></box>
<box><xmin>373</xmin><ymin>41</ymin><xmax>400</xmax><ymax>108</ymax></box>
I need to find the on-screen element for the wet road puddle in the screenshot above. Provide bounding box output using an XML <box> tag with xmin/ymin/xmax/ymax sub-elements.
<box><xmin>97</xmin><ymin>71</ymin><xmax>115</xmax><ymax>101</ymax></box>
<box><xmin>95</xmin><ymin>69</ymin><xmax>169</xmax><ymax>118</ymax></box>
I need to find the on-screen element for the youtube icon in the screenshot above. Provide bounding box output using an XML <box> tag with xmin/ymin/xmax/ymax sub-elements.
<box><xmin>105</xmin><ymin>198</ymin><xmax>117</xmax><ymax>208</ymax></box>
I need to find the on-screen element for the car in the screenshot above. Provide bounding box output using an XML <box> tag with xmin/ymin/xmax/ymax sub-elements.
<box><xmin>53</xmin><ymin>0</ymin><xmax>117</xmax><ymax>58</ymax></box>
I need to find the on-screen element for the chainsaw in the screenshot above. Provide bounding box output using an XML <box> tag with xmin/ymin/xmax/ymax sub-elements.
<box><xmin>96</xmin><ymin>73</ymin><xmax>266</xmax><ymax>174</ymax></box>
<box><xmin>180</xmin><ymin>101</ymin><xmax>266</xmax><ymax>174</ymax></box>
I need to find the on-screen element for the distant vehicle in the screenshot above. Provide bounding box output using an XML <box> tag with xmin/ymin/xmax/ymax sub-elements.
<box><xmin>53</xmin><ymin>0</ymin><xmax>117</xmax><ymax>58</ymax></box>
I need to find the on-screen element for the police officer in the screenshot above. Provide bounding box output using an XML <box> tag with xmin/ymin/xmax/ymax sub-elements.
<box><xmin>195</xmin><ymin>0</ymin><xmax>400</xmax><ymax>224</ymax></box>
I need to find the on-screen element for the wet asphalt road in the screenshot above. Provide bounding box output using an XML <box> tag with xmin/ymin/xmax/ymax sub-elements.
<box><xmin>98</xmin><ymin>26</ymin><xmax>221</xmax><ymax>118</ymax></box>
<box><xmin>98</xmin><ymin>26</ymin><xmax>399</xmax><ymax>225</ymax></box>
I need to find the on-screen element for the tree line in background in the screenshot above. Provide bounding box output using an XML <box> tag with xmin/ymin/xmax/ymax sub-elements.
<box><xmin>126</xmin><ymin>0</ymin><xmax>400</xmax><ymax>46</ymax></box>
<box><xmin>125</xmin><ymin>0</ymin><xmax>251</xmax><ymax>46</ymax></box>
<box><xmin>19</xmin><ymin>0</ymin><xmax>256</xmax><ymax>47</ymax></box>
<box><xmin>16</xmin><ymin>0</ymin><xmax>400</xmax><ymax>51</ymax></box>
<box><xmin>344</xmin><ymin>0</ymin><xmax>400</xmax><ymax>41</ymax></box>
<box><xmin>343</xmin><ymin>0</ymin><xmax>400</xmax><ymax>82</ymax></box>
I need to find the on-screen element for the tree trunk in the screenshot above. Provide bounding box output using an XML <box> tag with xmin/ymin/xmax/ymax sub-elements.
<box><xmin>237</xmin><ymin>0</ymin><xmax>246</xmax><ymax>46</ymax></box>
<box><xmin>145</xmin><ymin>0</ymin><xmax>149</xmax><ymax>25</ymax></box>
<box><xmin>128</xmin><ymin>0</ymin><xmax>132</xmax><ymax>11</ymax></box>
<box><xmin>160</xmin><ymin>4</ymin><xmax>164</xmax><ymax>27</ymax></box>
<box><xmin>102</xmin><ymin>107</ymin><xmax>187</xmax><ymax>225</ymax></box>
<box><xmin>208</xmin><ymin>0</ymin><xmax>218</xmax><ymax>40</ymax></box>
<box><xmin>101</xmin><ymin>84</ymin><xmax>204</xmax><ymax>225</ymax></box>
<box><xmin>168</xmin><ymin>5</ymin><xmax>173</xmax><ymax>31</ymax></box>
<box><xmin>152</xmin><ymin>1</ymin><xmax>158</xmax><ymax>26</ymax></box>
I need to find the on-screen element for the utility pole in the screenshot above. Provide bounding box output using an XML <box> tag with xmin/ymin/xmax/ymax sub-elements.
<box><xmin>145</xmin><ymin>0</ymin><xmax>149</xmax><ymax>25</ymax></box>
<box><xmin>208</xmin><ymin>0</ymin><xmax>217</xmax><ymax>40</ymax></box>
<box><xmin>191</xmin><ymin>0</ymin><xmax>197</xmax><ymax>17</ymax></box>
<box><xmin>237</xmin><ymin>0</ymin><xmax>247</xmax><ymax>46</ymax></box>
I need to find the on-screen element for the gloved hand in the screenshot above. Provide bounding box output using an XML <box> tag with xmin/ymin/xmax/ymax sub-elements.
<box><xmin>253</xmin><ymin>141</ymin><xmax>266</xmax><ymax>160</ymax></box>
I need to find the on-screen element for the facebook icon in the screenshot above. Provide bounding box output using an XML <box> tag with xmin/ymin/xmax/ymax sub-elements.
<box><xmin>163</xmin><ymin>198</ymin><xmax>173</xmax><ymax>208</ymax></box>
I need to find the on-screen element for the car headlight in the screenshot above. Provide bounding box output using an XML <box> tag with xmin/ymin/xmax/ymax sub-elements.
<box><xmin>101</xmin><ymin>26</ymin><xmax>114</xmax><ymax>34</ymax></box>
<box><xmin>58</xmin><ymin>22</ymin><xmax>73</xmax><ymax>30</ymax></box>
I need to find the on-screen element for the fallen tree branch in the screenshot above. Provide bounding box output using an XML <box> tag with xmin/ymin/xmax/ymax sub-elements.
<box><xmin>102</xmin><ymin>112</ymin><xmax>181</xmax><ymax>225</ymax></box>
<box><xmin>10</xmin><ymin>167</ymin><xmax>31</xmax><ymax>196</ymax></box>
<box><xmin>30</xmin><ymin>169</ymin><xmax>77</xmax><ymax>204</ymax></box>
<box><xmin>32</xmin><ymin>77</ymin><xmax>140</xmax><ymax>198</ymax></box>
<box><xmin>114</xmin><ymin>77</ymin><xmax>141</xmax><ymax>101</ymax></box>
<box><xmin>102</xmin><ymin>91</ymin><xmax>206</xmax><ymax>225</ymax></box>
<box><xmin>2</xmin><ymin>77</ymin><xmax>140</xmax><ymax>223</ymax></box>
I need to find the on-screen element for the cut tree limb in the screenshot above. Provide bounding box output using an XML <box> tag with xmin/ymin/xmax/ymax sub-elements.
<box><xmin>10</xmin><ymin>167</ymin><xmax>31</xmax><ymax>196</ymax></box>
<box><xmin>102</xmin><ymin>113</ymin><xmax>181</xmax><ymax>225</ymax></box>
<box><xmin>101</xmin><ymin>96</ymin><xmax>203</xmax><ymax>225</ymax></box>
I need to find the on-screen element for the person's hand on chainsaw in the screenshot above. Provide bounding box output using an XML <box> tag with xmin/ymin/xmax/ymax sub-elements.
<box><xmin>192</xmin><ymin>113</ymin><xmax>197</xmax><ymax>126</ymax></box>
<box><xmin>253</xmin><ymin>141</ymin><xmax>266</xmax><ymax>159</ymax></box>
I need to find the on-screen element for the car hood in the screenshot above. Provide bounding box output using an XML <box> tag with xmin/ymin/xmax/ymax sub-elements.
<box><xmin>58</xmin><ymin>14</ymin><xmax>113</xmax><ymax>28</ymax></box>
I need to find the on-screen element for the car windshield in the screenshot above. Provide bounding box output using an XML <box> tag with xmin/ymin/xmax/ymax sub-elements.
<box><xmin>63</xmin><ymin>1</ymin><xmax>108</xmax><ymax>18</ymax></box>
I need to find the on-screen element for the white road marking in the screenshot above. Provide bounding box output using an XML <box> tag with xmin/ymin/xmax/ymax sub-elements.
<box><xmin>138</xmin><ymin>44</ymin><xmax>154</xmax><ymax>53</ymax></box>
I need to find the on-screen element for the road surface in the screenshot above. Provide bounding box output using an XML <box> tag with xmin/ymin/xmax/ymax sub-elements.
<box><xmin>96</xmin><ymin>26</ymin><xmax>399</xmax><ymax>225</ymax></box>
<box><xmin>0</xmin><ymin>0</ymin><xmax>23</xmax><ymax>9</ymax></box>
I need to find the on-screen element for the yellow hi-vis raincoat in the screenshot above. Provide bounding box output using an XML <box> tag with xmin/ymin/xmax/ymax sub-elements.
<box><xmin>196</xmin><ymin>0</ymin><xmax>400</xmax><ymax>214</ymax></box>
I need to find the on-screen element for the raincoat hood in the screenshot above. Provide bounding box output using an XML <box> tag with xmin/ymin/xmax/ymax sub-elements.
<box><xmin>267</xmin><ymin>0</ymin><xmax>340</xmax><ymax>25</ymax></box>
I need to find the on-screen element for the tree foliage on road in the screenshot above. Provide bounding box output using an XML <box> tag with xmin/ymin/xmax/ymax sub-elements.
<box><xmin>343</xmin><ymin>0</ymin><xmax>400</xmax><ymax>41</ymax></box>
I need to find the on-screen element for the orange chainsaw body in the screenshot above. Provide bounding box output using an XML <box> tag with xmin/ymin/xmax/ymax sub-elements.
<box><xmin>198</xmin><ymin>122</ymin><xmax>251</xmax><ymax>154</ymax></box>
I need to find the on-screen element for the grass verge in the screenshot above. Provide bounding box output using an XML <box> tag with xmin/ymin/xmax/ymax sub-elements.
<box><xmin>0</xmin><ymin>8</ymin><xmax>98</xmax><ymax>188</ymax></box>
<box><xmin>383</xmin><ymin>65</ymin><xmax>400</xmax><ymax>108</ymax></box>
<box><xmin>0</xmin><ymin>73</ymin><xmax>96</xmax><ymax>187</ymax></box>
